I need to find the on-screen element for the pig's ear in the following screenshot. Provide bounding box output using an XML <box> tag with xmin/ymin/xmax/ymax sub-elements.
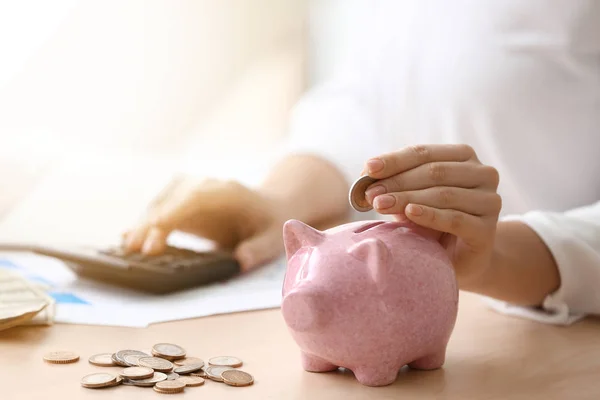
<box><xmin>283</xmin><ymin>219</ymin><xmax>325</xmax><ymax>260</ymax></box>
<box><xmin>348</xmin><ymin>238</ymin><xmax>391</xmax><ymax>284</ymax></box>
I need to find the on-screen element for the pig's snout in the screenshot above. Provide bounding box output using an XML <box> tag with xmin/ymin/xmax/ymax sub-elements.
<box><xmin>281</xmin><ymin>288</ymin><xmax>329</xmax><ymax>333</ymax></box>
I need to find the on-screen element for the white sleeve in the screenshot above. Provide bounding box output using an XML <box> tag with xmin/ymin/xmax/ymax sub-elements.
<box><xmin>279</xmin><ymin>72</ymin><xmax>386</xmax><ymax>188</ymax></box>
<box><xmin>483</xmin><ymin>200</ymin><xmax>600</xmax><ymax>325</ymax></box>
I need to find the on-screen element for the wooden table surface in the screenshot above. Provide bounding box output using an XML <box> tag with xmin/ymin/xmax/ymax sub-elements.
<box><xmin>2</xmin><ymin>291</ymin><xmax>599</xmax><ymax>400</ymax></box>
<box><xmin>1</xmin><ymin>164</ymin><xmax>599</xmax><ymax>399</ymax></box>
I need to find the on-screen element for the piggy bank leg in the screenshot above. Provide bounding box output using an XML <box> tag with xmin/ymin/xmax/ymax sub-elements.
<box><xmin>301</xmin><ymin>352</ymin><xmax>339</xmax><ymax>372</ymax></box>
<box><xmin>353</xmin><ymin>365</ymin><xmax>400</xmax><ymax>387</ymax></box>
<box><xmin>408</xmin><ymin>347</ymin><xmax>446</xmax><ymax>370</ymax></box>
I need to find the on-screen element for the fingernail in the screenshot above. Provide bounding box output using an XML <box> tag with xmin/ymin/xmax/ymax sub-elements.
<box><xmin>366</xmin><ymin>158</ymin><xmax>384</xmax><ymax>174</ymax></box>
<box><xmin>240</xmin><ymin>252</ymin><xmax>253</xmax><ymax>271</ymax></box>
<box><xmin>141</xmin><ymin>238</ymin><xmax>157</xmax><ymax>254</ymax></box>
<box><xmin>373</xmin><ymin>194</ymin><xmax>395</xmax><ymax>209</ymax></box>
<box><xmin>407</xmin><ymin>204</ymin><xmax>423</xmax><ymax>216</ymax></box>
<box><xmin>124</xmin><ymin>235</ymin><xmax>137</xmax><ymax>250</ymax></box>
<box><xmin>365</xmin><ymin>185</ymin><xmax>386</xmax><ymax>203</ymax></box>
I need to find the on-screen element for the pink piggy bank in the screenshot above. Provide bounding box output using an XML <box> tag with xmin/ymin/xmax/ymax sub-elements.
<box><xmin>281</xmin><ymin>219</ymin><xmax>458</xmax><ymax>387</ymax></box>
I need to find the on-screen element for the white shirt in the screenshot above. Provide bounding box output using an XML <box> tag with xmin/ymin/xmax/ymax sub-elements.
<box><xmin>283</xmin><ymin>0</ymin><xmax>600</xmax><ymax>325</ymax></box>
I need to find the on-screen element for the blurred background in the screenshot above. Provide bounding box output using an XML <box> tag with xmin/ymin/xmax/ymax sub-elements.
<box><xmin>0</xmin><ymin>0</ymin><xmax>368</xmax><ymax>245</ymax></box>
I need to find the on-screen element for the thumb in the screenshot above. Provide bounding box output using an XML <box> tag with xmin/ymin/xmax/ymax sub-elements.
<box><xmin>234</xmin><ymin>228</ymin><xmax>282</xmax><ymax>272</ymax></box>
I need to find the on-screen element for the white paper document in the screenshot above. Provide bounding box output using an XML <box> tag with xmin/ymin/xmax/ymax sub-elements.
<box><xmin>0</xmin><ymin>250</ymin><xmax>286</xmax><ymax>328</ymax></box>
<box><xmin>0</xmin><ymin>156</ymin><xmax>289</xmax><ymax>328</ymax></box>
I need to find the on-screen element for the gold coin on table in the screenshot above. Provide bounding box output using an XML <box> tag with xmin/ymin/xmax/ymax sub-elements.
<box><xmin>208</xmin><ymin>356</ymin><xmax>243</xmax><ymax>368</ymax></box>
<box><xmin>88</xmin><ymin>353</ymin><xmax>115</xmax><ymax>367</ymax></box>
<box><xmin>122</xmin><ymin>372</ymin><xmax>167</xmax><ymax>387</ymax></box>
<box><xmin>173</xmin><ymin>363</ymin><xmax>204</xmax><ymax>374</ymax></box>
<box><xmin>221</xmin><ymin>369</ymin><xmax>254</xmax><ymax>387</ymax></box>
<box><xmin>43</xmin><ymin>351</ymin><xmax>80</xmax><ymax>364</ymax></box>
<box><xmin>191</xmin><ymin>370</ymin><xmax>207</xmax><ymax>378</ymax></box>
<box><xmin>152</xmin><ymin>343</ymin><xmax>186</xmax><ymax>360</ymax></box>
<box><xmin>81</xmin><ymin>373</ymin><xmax>117</xmax><ymax>388</ymax></box>
<box><xmin>120</xmin><ymin>366</ymin><xmax>155</xmax><ymax>380</ymax></box>
<box><xmin>153</xmin><ymin>386</ymin><xmax>184</xmax><ymax>394</ymax></box>
<box><xmin>174</xmin><ymin>357</ymin><xmax>204</xmax><ymax>367</ymax></box>
<box><xmin>348</xmin><ymin>175</ymin><xmax>378</xmax><ymax>212</ymax></box>
<box><xmin>138</xmin><ymin>356</ymin><xmax>174</xmax><ymax>372</ymax></box>
<box><xmin>205</xmin><ymin>366</ymin><xmax>234</xmax><ymax>382</ymax></box>
<box><xmin>176</xmin><ymin>376</ymin><xmax>205</xmax><ymax>387</ymax></box>
<box><xmin>154</xmin><ymin>380</ymin><xmax>186</xmax><ymax>393</ymax></box>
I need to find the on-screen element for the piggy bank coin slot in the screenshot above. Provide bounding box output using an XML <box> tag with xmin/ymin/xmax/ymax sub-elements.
<box><xmin>353</xmin><ymin>221</ymin><xmax>386</xmax><ymax>234</ymax></box>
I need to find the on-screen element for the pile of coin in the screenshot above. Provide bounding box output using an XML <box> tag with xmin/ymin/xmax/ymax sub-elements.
<box><xmin>44</xmin><ymin>343</ymin><xmax>254</xmax><ymax>393</ymax></box>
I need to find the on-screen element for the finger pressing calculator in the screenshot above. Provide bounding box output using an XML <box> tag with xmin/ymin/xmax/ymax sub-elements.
<box><xmin>3</xmin><ymin>243</ymin><xmax>241</xmax><ymax>294</ymax></box>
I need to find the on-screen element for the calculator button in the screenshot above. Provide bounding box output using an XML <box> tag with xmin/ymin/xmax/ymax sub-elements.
<box><xmin>174</xmin><ymin>259</ymin><xmax>199</xmax><ymax>269</ymax></box>
<box><xmin>124</xmin><ymin>253</ymin><xmax>152</xmax><ymax>262</ymax></box>
<box><xmin>99</xmin><ymin>247</ymin><xmax>128</xmax><ymax>257</ymax></box>
<box><xmin>151</xmin><ymin>255</ymin><xmax>177</xmax><ymax>266</ymax></box>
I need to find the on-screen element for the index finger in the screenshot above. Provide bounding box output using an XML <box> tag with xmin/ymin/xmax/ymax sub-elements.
<box><xmin>365</xmin><ymin>144</ymin><xmax>477</xmax><ymax>179</ymax></box>
<box><xmin>147</xmin><ymin>174</ymin><xmax>186</xmax><ymax>210</ymax></box>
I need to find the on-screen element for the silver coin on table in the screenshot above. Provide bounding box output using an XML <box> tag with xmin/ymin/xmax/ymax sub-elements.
<box><xmin>151</xmin><ymin>343</ymin><xmax>186</xmax><ymax>360</ymax></box>
<box><xmin>174</xmin><ymin>363</ymin><xmax>204</xmax><ymax>374</ymax></box>
<box><xmin>111</xmin><ymin>353</ymin><xmax>124</xmax><ymax>366</ymax></box>
<box><xmin>122</xmin><ymin>372</ymin><xmax>168</xmax><ymax>387</ymax></box>
<box><xmin>108</xmin><ymin>376</ymin><xmax>123</xmax><ymax>387</ymax></box>
<box><xmin>114</xmin><ymin>350</ymin><xmax>149</xmax><ymax>367</ymax></box>
<box><xmin>88</xmin><ymin>353</ymin><xmax>115</xmax><ymax>367</ymax></box>
<box><xmin>348</xmin><ymin>175</ymin><xmax>378</xmax><ymax>212</ymax></box>
<box><xmin>119</xmin><ymin>366</ymin><xmax>155</xmax><ymax>380</ymax></box>
<box><xmin>123</xmin><ymin>353</ymin><xmax>146</xmax><ymax>367</ymax></box>
<box><xmin>205</xmin><ymin>366</ymin><xmax>235</xmax><ymax>382</ymax></box>
<box><xmin>81</xmin><ymin>373</ymin><xmax>117</xmax><ymax>388</ymax></box>
<box><xmin>138</xmin><ymin>356</ymin><xmax>174</xmax><ymax>372</ymax></box>
<box><xmin>166</xmin><ymin>372</ymin><xmax>180</xmax><ymax>380</ymax></box>
<box><xmin>208</xmin><ymin>356</ymin><xmax>243</xmax><ymax>368</ymax></box>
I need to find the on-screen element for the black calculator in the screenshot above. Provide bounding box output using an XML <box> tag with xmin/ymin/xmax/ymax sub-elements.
<box><xmin>16</xmin><ymin>243</ymin><xmax>241</xmax><ymax>294</ymax></box>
